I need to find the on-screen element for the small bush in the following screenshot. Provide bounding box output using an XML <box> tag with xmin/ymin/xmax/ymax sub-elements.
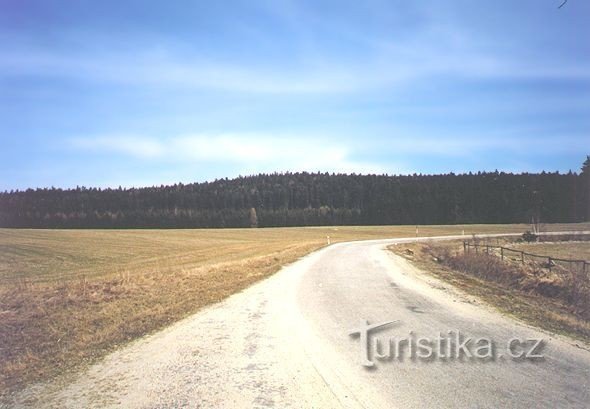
<box><xmin>445</xmin><ymin>253</ymin><xmax>525</xmax><ymax>285</ymax></box>
<box><xmin>522</xmin><ymin>231</ymin><xmax>537</xmax><ymax>242</ymax></box>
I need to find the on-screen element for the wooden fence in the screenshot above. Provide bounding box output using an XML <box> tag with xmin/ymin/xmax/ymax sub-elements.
<box><xmin>463</xmin><ymin>242</ymin><xmax>589</xmax><ymax>274</ymax></box>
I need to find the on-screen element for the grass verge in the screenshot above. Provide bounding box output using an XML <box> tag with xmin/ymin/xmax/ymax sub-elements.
<box><xmin>389</xmin><ymin>238</ymin><xmax>590</xmax><ymax>345</ymax></box>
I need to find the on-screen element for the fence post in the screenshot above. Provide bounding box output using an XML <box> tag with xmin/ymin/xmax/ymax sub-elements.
<box><xmin>521</xmin><ymin>251</ymin><xmax>524</xmax><ymax>264</ymax></box>
<box><xmin>548</xmin><ymin>257</ymin><xmax>552</xmax><ymax>272</ymax></box>
<box><xmin>500</xmin><ymin>247</ymin><xmax>504</xmax><ymax>260</ymax></box>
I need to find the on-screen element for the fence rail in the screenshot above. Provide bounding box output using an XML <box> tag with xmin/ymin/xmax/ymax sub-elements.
<box><xmin>463</xmin><ymin>242</ymin><xmax>589</xmax><ymax>274</ymax></box>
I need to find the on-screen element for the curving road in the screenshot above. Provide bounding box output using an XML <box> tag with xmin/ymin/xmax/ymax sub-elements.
<box><xmin>14</xmin><ymin>234</ymin><xmax>590</xmax><ymax>408</ymax></box>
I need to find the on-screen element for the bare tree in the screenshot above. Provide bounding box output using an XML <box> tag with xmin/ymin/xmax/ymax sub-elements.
<box><xmin>249</xmin><ymin>207</ymin><xmax>258</xmax><ymax>228</ymax></box>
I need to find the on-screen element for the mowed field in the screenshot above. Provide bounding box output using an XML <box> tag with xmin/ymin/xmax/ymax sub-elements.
<box><xmin>0</xmin><ymin>223</ymin><xmax>587</xmax><ymax>397</ymax></box>
<box><xmin>513</xmin><ymin>241</ymin><xmax>590</xmax><ymax>261</ymax></box>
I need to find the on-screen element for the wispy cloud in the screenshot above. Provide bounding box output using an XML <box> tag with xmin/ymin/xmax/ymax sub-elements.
<box><xmin>68</xmin><ymin>131</ymin><xmax>585</xmax><ymax>181</ymax></box>
<box><xmin>3</xmin><ymin>27</ymin><xmax>589</xmax><ymax>96</ymax></box>
<box><xmin>69</xmin><ymin>131</ymin><xmax>586</xmax><ymax>160</ymax></box>
<box><xmin>70</xmin><ymin>136</ymin><xmax>163</xmax><ymax>158</ymax></box>
<box><xmin>3</xmin><ymin>0</ymin><xmax>589</xmax><ymax>96</ymax></box>
<box><xmin>376</xmin><ymin>135</ymin><xmax>587</xmax><ymax>157</ymax></box>
<box><xmin>68</xmin><ymin>134</ymin><xmax>392</xmax><ymax>175</ymax></box>
<box><xmin>0</xmin><ymin>48</ymin><xmax>370</xmax><ymax>94</ymax></box>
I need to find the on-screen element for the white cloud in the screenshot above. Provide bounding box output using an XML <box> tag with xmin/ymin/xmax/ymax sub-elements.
<box><xmin>68</xmin><ymin>133</ymin><xmax>395</xmax><ymax>175</ymax></box>
<box><xmin>70</xmin><ymin>136</ymin><xmax>163</xmax><ymax>158</ymax></box>
<box><xmin>69</xmin><ymin>132</ymin><xmax>586</xmax><ymax>173</ymax></box>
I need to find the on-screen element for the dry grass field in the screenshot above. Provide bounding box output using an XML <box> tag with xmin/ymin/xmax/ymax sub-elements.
<box><xmin>512</xmin><ymin>242</ymin><xmax>590</xmax><ymax>261</ymax></box>
<box><xmin>0</xmin><ymin>223</ymin><xmax>586</xmax><ymax>397</ymax></box>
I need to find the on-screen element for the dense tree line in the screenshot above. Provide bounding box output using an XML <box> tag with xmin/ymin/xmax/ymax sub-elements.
<box><xmin>1</xmin><ymin>159</ymin><xmax>588</xmax><ymax>228</ymax></box>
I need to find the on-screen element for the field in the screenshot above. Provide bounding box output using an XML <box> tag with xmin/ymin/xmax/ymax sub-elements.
<box><xmin>0</xmin><ymin>223</ymin><xmax>586</xmax><ymax>397</ymax></box>
<box><xmin>1</xmin><ymin>224</ymin><xmax>545</xmax><ymax>284</ymax></box>
<box><xmin>512</xmin><ymin>242</ymin><xmax>590</xmax><ymax>261</ymax></box>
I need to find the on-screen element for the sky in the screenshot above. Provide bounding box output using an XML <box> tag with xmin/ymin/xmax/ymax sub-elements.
<box><xmin>0</xmin><ymin>0</ymin><xmax>589</xmax><ymax>190</ymax></box>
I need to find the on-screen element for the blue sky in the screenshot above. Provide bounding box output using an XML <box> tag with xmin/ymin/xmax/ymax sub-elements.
<box><xmin>0</xmin><ymin>0</ymin><xmax>588</xmax><ymax>190</ymax></box>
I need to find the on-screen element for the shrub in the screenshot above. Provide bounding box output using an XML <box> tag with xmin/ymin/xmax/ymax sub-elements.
<box><xmin>522</xmin><ymin>231</ymin><xmax>537</xmax><ymax>242</ymax></box>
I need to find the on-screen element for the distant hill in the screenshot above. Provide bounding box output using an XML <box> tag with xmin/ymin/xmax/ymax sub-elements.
<box><xmin>1</xmin><ymin>169</ymin><xmax>588</xmax><ymax>228</ymax></box>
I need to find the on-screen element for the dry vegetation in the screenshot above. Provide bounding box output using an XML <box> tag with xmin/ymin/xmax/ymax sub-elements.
<box><xmin>0</xmin><ymin>224</ymin><xmax>526</xmax><ymax>398</ymax></box>
<box><xmin>389</xmin><ymin>234</ymin><xmax>590</xmax><ymax>346</ymax></box>
<box><xmin>0</xmin><ymin>223</ymin><xmax>586</xmax><ymax>398</ymax></box>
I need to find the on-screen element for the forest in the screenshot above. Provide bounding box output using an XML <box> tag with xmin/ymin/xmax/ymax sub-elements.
<box><xmin>1</xmin><ymin>157</ymin><xmax>588</xmax><ymax>228</ymax></box>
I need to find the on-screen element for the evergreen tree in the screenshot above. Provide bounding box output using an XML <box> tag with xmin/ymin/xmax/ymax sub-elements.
<box><xmin>0</xmin><ymin>160</ymin><xmax>587</xmax><ymax>228</ymax></box>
